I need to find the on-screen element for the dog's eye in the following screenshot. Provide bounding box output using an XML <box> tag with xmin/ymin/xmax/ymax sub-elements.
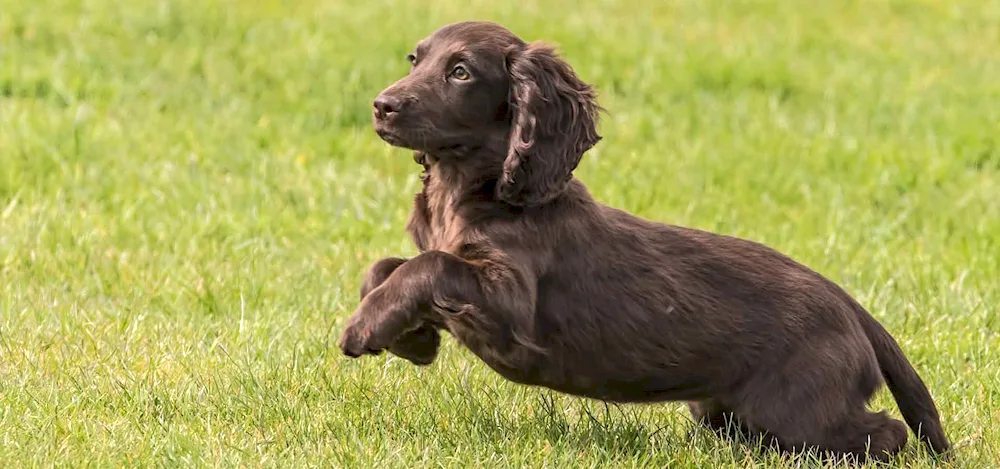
<box><xmin>450</xmin><ymin>65</ymin><xmax>471</xmax><ymax>81</ymax></box>
<box><xmin>406</xmin><ymin>54</ymin><xmax>417</xmax><ymax>65</ymax></box>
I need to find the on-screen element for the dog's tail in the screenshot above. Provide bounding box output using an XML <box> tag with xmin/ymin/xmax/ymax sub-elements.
<box><xmin>857</xmin><ymin>304</ymin><xmax>950</xmax><ymax>454</ymax></box>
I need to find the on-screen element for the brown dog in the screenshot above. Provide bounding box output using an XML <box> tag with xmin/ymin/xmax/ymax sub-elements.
<box><xmin>338</xmin><ymin>21</ymin><xmax>949</xmax><ymax>461</ymax></box>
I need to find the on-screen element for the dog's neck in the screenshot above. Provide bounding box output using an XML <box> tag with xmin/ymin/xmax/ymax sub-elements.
<box><xmin>414</xmin><ymin>150</ymin><xmax>503</xmax><ymax>200</ymax></box>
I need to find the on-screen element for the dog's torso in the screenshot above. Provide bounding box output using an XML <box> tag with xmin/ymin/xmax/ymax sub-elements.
<box><xmin>405</xmin><ymin>169</ymin><xmax>879</xmax><ymax>403</ymax></box>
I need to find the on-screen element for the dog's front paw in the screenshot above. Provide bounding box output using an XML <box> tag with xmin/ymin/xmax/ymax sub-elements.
<box><xmin>338</xmin><ymin>319</ymin><xmax>386</xmax><ymax>358</ymax></box>
<box><xmin>388</xmin><ymin>324</ymin><xmax>441</xmax><ymax>366</ymax></box>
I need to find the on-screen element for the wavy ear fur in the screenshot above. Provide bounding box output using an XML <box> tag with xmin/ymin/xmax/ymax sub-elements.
<box><xmin>498</xmin><ymin>42</ymin><xmax>601</xmax><ymax>206</ymax></box>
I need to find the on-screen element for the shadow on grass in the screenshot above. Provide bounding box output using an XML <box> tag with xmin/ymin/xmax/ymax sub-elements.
<box><xmin>450</xmin><ymin>389</ymin><xmax>764</xmax><ymax>464</ymax></box>
<box><xmin>449</xmin><ymin>390</ymin><xmax>951</xmax><ymax>468</ymax></box>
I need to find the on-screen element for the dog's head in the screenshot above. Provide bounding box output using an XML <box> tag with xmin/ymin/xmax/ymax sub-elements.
<box><xmin>372</xmin><ymin>21</ymin><xmax>601</xmax><ymax>206</ymax></box>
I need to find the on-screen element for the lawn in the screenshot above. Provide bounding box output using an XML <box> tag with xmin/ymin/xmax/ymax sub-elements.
<box><xmin>2</xmin><ymin>0</ymin><xmax>999</xmax><ymax>467</ymax></box>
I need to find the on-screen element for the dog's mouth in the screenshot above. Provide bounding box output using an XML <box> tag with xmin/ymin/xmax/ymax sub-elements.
<box><xmin>375</xmin><ymin>127</ymin><xmax>406</xmax><ymax>146</ymax></box>
<box><xmin>374</xmin><ymin>124</ymin><xmax>468</xmax><ymax>154</ymax></box>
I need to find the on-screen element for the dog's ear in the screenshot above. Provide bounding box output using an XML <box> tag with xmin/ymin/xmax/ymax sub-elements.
<box><xmin>498</xmin><ymin>42</ymin><xmax>601</xmax><ymax>206</ymax></box>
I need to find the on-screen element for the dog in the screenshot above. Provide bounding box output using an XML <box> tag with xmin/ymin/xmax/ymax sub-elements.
<box><xmin>338</xmin><ymin>21</ymin><xmax>949</xmax><ymax>461</ymax></box>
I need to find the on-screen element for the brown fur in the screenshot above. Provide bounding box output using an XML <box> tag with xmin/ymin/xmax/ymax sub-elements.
<box><xmin>341</xmin><ymin>21</ymin><xmax>950</xmax><ymax>462</ymax></box>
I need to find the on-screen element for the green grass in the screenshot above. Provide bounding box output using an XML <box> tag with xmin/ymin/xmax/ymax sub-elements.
<box><xmin>2</xmin><ymin>0</ymin><xmax>999</xmax><ymax>466</ymax></box>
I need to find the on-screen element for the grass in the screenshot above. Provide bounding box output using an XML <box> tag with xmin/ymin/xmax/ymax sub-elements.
<box><xmin>1</xmin><ymin>0</ymin><xmax>999</xmax><ymax>466</ymax></box>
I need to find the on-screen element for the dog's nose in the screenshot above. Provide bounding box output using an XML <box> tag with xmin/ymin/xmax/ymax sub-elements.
<box><xmin>373</xmin><ymin>95</ymin><xmax>404</xmax><ymax>119</ymax></box>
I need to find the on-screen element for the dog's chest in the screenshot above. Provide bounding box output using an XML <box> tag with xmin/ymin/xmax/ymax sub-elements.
<box><xmin>406</xmin><ymin>177</ymin><xmax>467</xmax><ymax>253</ymax></box>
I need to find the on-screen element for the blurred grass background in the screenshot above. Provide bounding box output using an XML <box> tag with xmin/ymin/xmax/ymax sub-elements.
<box><xmin>1</xmin><ymin>0</ymin><xmax>998</xmax><ymax>467</ymax></box>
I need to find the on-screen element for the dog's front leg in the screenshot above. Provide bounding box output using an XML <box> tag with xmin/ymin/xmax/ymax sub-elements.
<box><xmin>358</xmin><ymin>256</ymin><xmax>442</xmax><ymax>365</ymax></box>
<box><xmin>339</xmin><ymin>250</ymin><xmax>539</xmax><ymax>373</ymax></box>
<box><xmin>340</xmin><ymin>251</ymin><xmax>482</xmax><ymax>358</ymax></box>
<box><xmin>359</xmin><ymin>257</ymin><xmax>408</xmax><ymax>299</ymax></box>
